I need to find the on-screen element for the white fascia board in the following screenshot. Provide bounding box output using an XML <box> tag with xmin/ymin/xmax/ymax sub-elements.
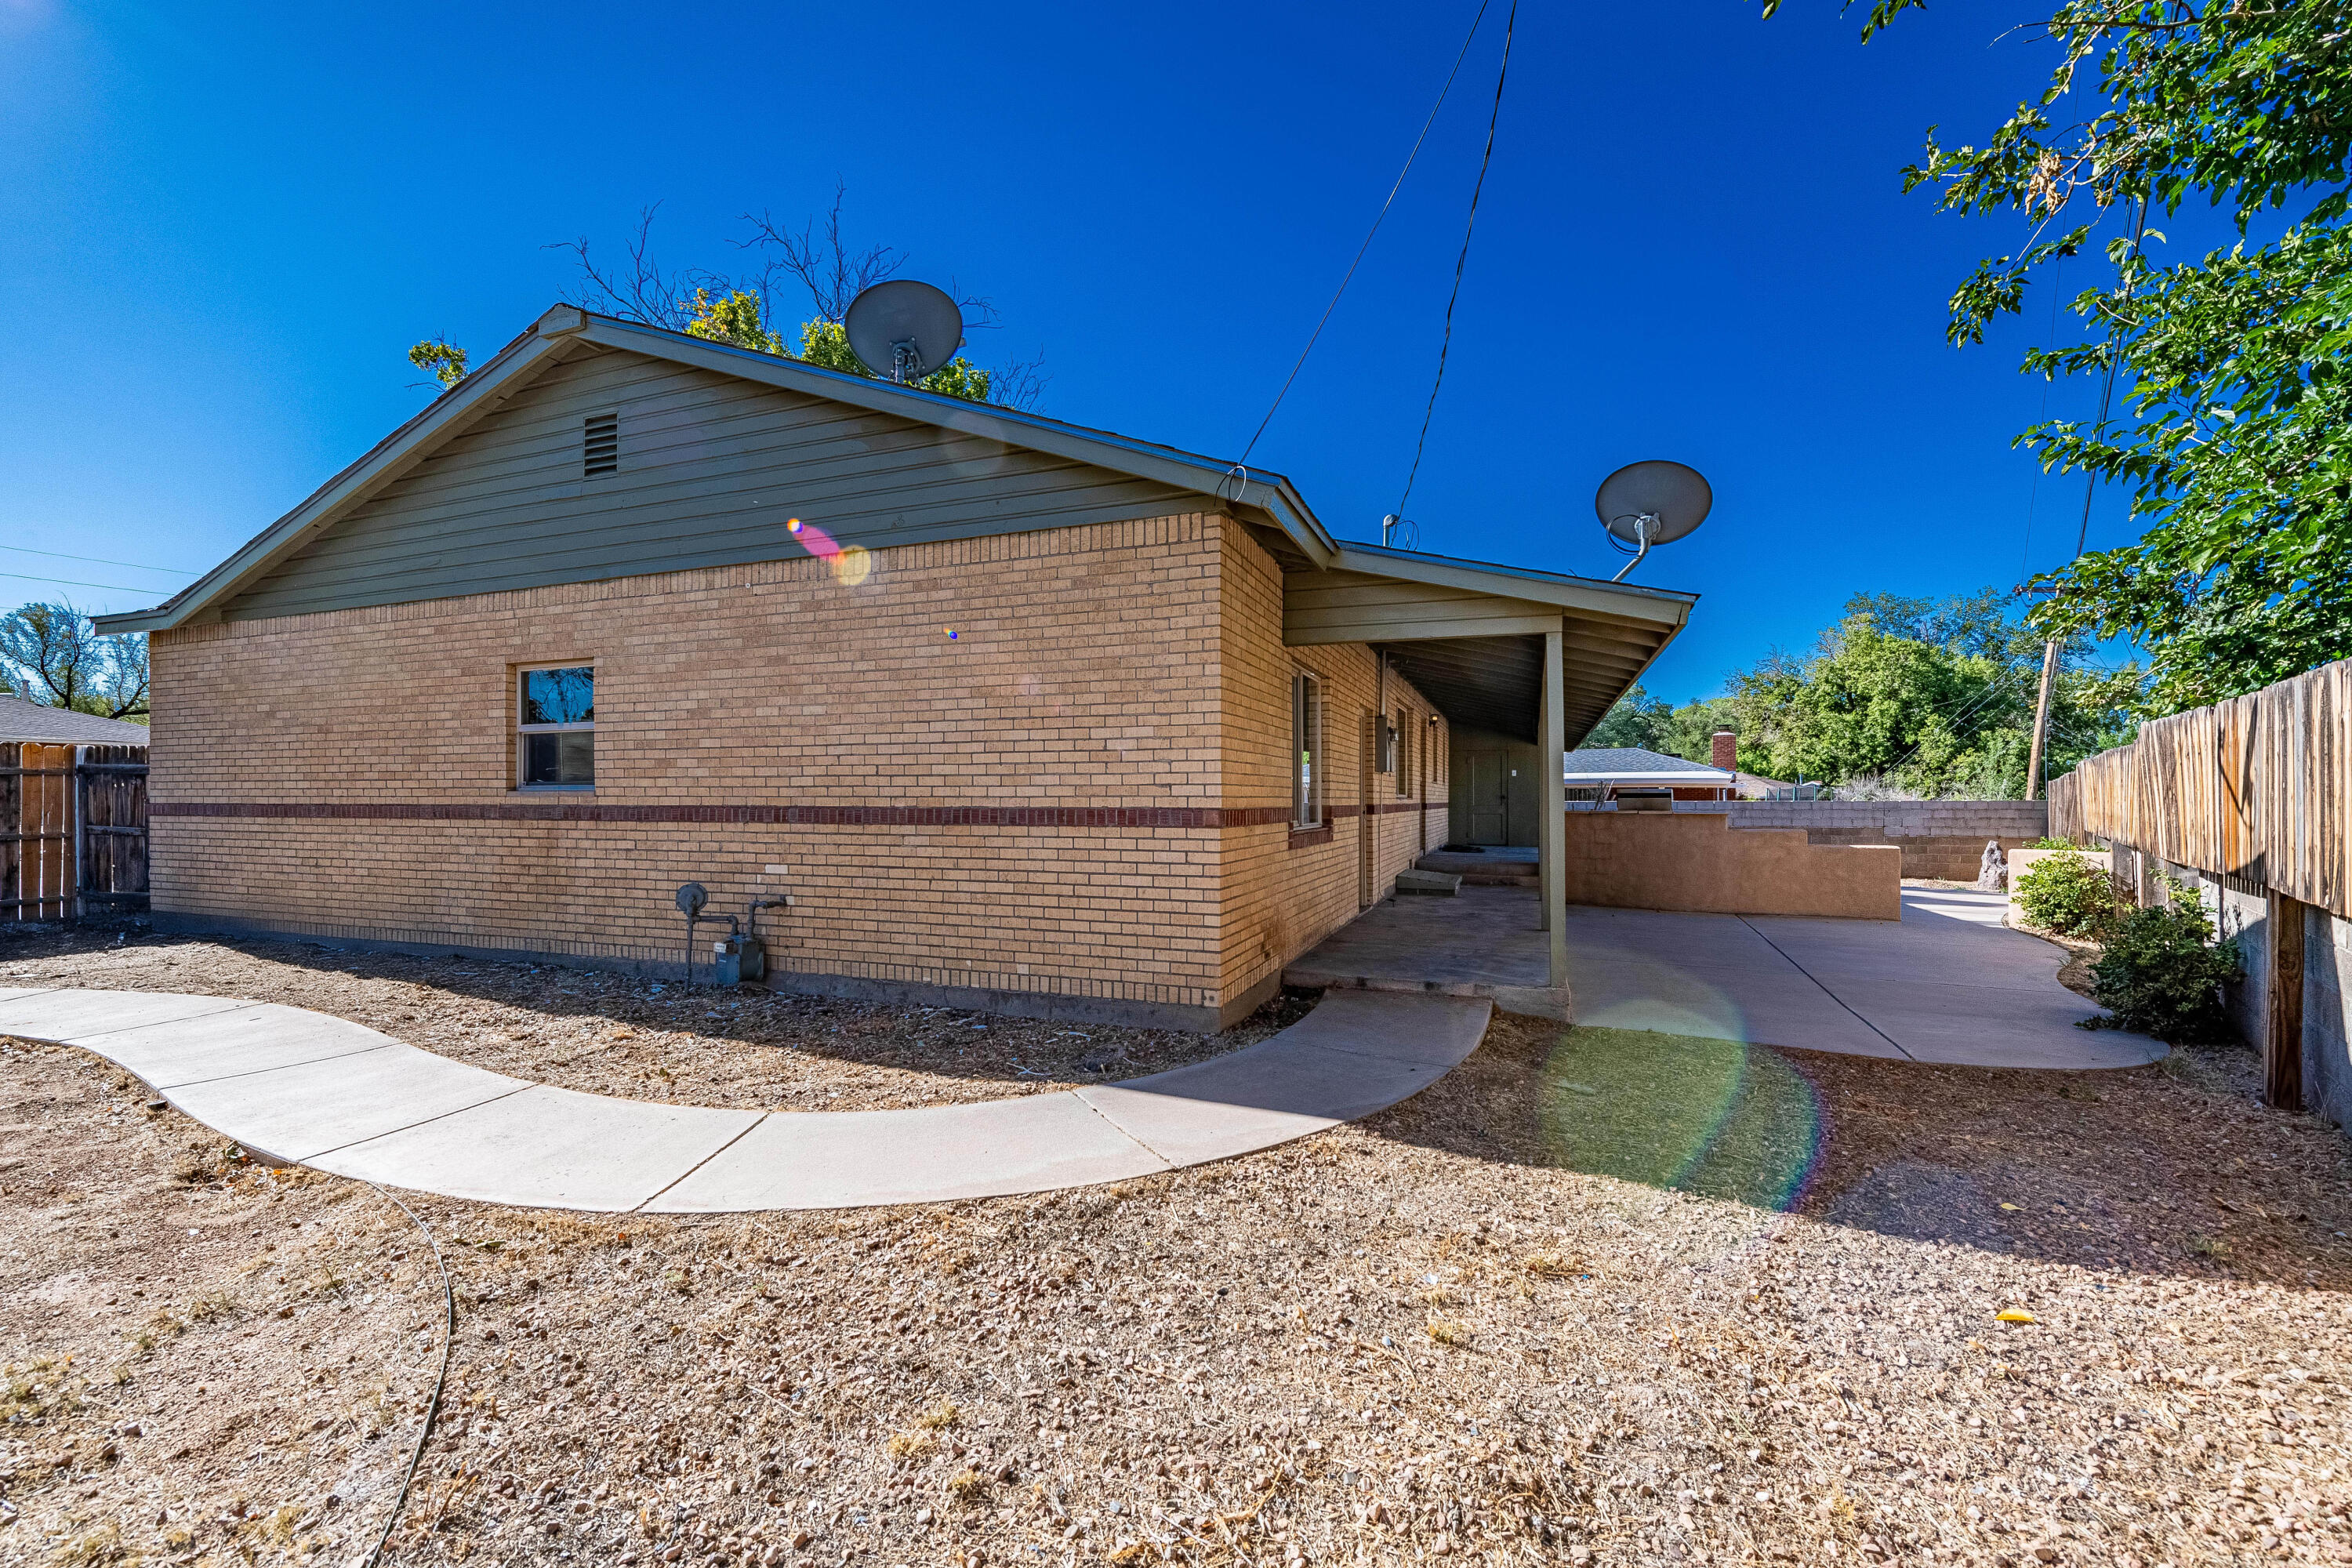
<box><xmin>1327</xmin><ymin>546</ymin><xmax>1695</xmax><ymax>628</ymax></box>
<box><xmin>93</xmin><ymin>325</ymin><xmax>572</xmax><ymax>633</ymax></box>
<box><xmin>572</xmin><ymin>318</ymin><xmax>1340</xmax><ymax>567</ymax></box>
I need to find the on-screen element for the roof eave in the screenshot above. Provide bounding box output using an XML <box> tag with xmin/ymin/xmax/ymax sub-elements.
<box><xmin>93</xmin><ymin>319</ymin><xmax>571</xmax><ymax>634</ymax></box>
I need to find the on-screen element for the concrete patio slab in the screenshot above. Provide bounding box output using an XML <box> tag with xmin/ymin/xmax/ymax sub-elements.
<box><xmin>0</xmin><ymin>989</ymin><xmax>260</xmax><ymax>1043</ymax></box>
<box><xmin>1299</xmin><ymin>881</ymin><xmax>2159</xmax><ymax>1069</ymax></box>
<box><xmin>316</xmin><ymin>1086</ymin><xmax>763</xmax><ymax>1212</ymax></box>
<box><xmin>160</xmin><ymin>1046</ymin><xmax>527</xmax><ymax>1164</ymax></box>
<box><xmin>68</xmin><ymin>1004</ymin><xmax>398</xmax><ymax>1088</ymax></box>
<box><xmin>647</xmin><ymin>1091</ymin><xmax>1168</xmax><ymax>1213</ymax></box>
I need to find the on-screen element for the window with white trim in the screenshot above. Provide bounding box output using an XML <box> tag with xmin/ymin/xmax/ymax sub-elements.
<box><xmin>1291</xmin><ymin>672</ymin><xmax>1323</xmax><ymax>829</ymax></box>
<box><xmin>1395</xmin><ymin>707</ymin><xmax>1414</xmax><ymax>797</ymax></box>
<box><xmin>517</xmin><ymin>664</ymin><xmax>595</xmax><ymax>789</ymax></box>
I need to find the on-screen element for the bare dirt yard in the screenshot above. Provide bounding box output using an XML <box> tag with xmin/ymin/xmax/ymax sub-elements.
<box><xmin>5</xmin><ymin>923</ymin><xmax>2352</xmax><ymax>1568</ymax></box>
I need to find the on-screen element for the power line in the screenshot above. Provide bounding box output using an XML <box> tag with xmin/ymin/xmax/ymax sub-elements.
<box><xmin>1236</xmin><ymin>0</ymin><xmax>1495</xmax><ymax>469</ymax></box>
<box><xmin>1395</xmin><ymin>0</ymin><xmax>1519</xmax><ymax>521</ymax></box>
<box><xmin>0</xmin><ymin>570</ymin><xmax>175</xmax><ymax>595</ymax></box>
<box><xmin>0</xmin><ymin>543</ymin><xmax>198</xmax><ymax>576</ymax></box>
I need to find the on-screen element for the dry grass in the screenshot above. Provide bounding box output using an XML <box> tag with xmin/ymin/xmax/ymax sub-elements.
<box><xmin>7</xmin><ymin>924</ymin><xmax>2352</xmax><ymax>1566</ymax></box>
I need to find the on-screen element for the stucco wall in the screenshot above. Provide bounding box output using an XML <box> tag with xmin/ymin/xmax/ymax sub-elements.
<box><xmin>1562</xmin><ymin>812</ymin><xmax>1902</xmax><ymax>920</ymax></box>
<box><xmin>147</xmin><ymin>513</ymin><xmax>1399</xmax><ymax>1030</ymax></box>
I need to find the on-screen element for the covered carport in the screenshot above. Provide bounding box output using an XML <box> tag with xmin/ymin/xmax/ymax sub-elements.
<box><xmin>1275</xmin><ymin>541</ymin><xmax>1697</xmax><ymax>992</ymax></box>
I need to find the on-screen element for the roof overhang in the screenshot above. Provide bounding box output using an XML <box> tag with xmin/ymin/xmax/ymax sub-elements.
<box><xmin>1282</xmin><ymin>543</ymin><xmax>1695</xmax><ymax>746</ymax></box>
<box><xmin>96</xmin><ymin>304</ymin><xmax>1344</xmax><ymax>635</ymax></box>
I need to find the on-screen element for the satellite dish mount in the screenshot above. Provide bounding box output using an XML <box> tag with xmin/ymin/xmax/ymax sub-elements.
<box><xmin>843</xmin><ymin>279</ymin><xmax>966</xmax><ymax>387</ymax></box>
<box><xmin>1595</xmin><ymin>459</ymin><xmax>1712</xmax><ymax>582</ymax></box>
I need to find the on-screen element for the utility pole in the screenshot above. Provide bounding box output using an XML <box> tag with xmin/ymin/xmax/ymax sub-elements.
<box><xmin>2024</xmin><ymin>638</ymin><xmax>2061</xmax><ymax>799</ymax></box>
<box><xmin>2024</xmin><ymin>197</ymin><xmax>2148</xmax><ymax>802</ymax></box>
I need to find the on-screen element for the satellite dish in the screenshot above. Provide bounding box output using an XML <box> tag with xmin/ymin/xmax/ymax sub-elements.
<box><xmin>1595</xmin><ymin>459</ymin><xmax>1711</xmax><ymax>581</ymax></box>
<box><xmin>844</xmin><ymin>280</ymin><xmax>965</xmax><ymax>385</ymax></box>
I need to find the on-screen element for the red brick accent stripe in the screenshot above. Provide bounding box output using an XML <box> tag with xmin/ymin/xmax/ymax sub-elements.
<box><xmin>152</xmin><ymin>800</ymin><xmax>1304</xmax><ymax>829</ymax></box>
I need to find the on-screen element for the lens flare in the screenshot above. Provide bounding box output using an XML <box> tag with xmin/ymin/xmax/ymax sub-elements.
<box><xmin>785</xmin><ymin>519</ymin><xmax>873</xmax><ymax>586</ymax></box>
<box><xmin>1537</xmin><ymin>1027</ymin><xmax>1824</xmax><ymax>1213</ymax></box>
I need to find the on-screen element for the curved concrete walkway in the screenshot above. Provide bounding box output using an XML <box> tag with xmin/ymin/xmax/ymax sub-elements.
<box><xmin>0</xmin><ymin>985</ymin><xmax>1490</xmax><ymax>1214</ymax></box>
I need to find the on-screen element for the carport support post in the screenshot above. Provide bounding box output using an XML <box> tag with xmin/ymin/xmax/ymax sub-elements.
<box><xmin>1539</xmin><ymin>626</ymin><xmax>1567</xmax><ymax>988</ymax></box>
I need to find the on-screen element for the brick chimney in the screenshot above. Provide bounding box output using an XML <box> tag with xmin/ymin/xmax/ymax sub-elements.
<box><xmin>1711</xmin><ymin>728</ymin><xmax>1737</xmax><ymax>772</ymax></box>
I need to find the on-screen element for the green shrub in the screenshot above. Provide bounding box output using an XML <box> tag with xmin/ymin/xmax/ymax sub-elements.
<box><xmin>2084</xmin><ymin>882</ymin><xmax>2242</xmax><ymax>1041</ymax></box>
<box><xmin>2015</xmin><ymin>848</ymin><xmax>2124</xmax><ymax>937</ymax></box>
<box><xmin>2024</xmin><ymin>836</ymin><xmax>2076</xmax><ymax>850</ymax></box>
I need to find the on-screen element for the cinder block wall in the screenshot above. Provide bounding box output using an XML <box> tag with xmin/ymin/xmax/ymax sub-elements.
<box><xmin>148</xmin><ymin>513</ymin><xmax>1386</xmax><ymax>1030</ymax></box>
<box><xmin>1719</xmin><ymin>800</ymin><xmax>2049</xmax><ymax>879</ymax></box>
<box><xmin>1214</xmin><ymin>529</ymin><xmax>1447</xmax><ymax>1010</ymax></box>
<box><xmin>2136</xmin><ymin>850</ymin><xmax>2352</xmax><ymax>1131</ymax></box>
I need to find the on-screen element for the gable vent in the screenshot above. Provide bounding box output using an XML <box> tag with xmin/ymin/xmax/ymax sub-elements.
<box><xmin>583</xmin><ymin>412</ymin><xmax>618</xmax><ymax>477</ymax></box>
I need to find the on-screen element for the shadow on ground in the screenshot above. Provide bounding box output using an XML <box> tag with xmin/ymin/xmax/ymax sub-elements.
<box><xmin>1375</xmin><ymin>1012</ymin><xmax>2352</xmax><ymax>1294</ymax></box>
<box><xmin>0</xmin><ymin>920</ymin><xmax>1316</xmax><ymax>1097</ymax></box>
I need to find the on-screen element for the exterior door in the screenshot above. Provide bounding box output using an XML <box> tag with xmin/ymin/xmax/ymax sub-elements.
<box><xmin>1467</xmin><ymin>751</ymin><xmax>1508</xmax><ymax>844</ymax></box>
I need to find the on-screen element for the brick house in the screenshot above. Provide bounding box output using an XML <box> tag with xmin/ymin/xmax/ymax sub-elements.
<box><xmin>96</xmin><ymin>305</ymin><xmax>1695</xmax><ymax>1029</ymax></box>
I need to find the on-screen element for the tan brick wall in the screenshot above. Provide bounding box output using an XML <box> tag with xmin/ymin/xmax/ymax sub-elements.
<box><xmin>145</xmin><ymin>514</ymin><xmax>1440</xmax><ymax>1027</ymax></box>
<box><xmin>1213</xmin><ymin>529</ymin><xmax>1448</xmax><ymax>1004</ymax></box>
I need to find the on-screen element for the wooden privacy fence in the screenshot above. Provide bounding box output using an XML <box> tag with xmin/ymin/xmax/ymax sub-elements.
<box><xmin>2</xmin><ymin>741</ymin><xmax>150</xmax><ymax>923</ymax></box>
<box><xmin>2049</xmin><ymin>657</ymin><xmax>2351</xmax><ymax>919</ymax></box>
<box><xmin>2049</xmin><ymin>656</ymin><xmax>2350</xmax><ymax>1110</ymax></box>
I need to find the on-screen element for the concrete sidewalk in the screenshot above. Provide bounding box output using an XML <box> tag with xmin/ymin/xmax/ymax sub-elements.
<box><xmin>0</xmin><ymin>985</ymin><xmax>1490</xmax><ymax>1214</ymax></box>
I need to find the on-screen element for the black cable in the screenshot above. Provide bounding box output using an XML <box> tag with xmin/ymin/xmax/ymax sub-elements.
<box><xmin>361</xmin><ymin>1181</ymin><xmax>458</xmax><ymax>1568</ymax></box>
<box><xmin>0</xmin><ymin>570</ymin><xmax>176</xmax><ymax>594</ymax></box>
<box><xmin>1236</xmin><ymin>0</ymin><xmax>1494</xmax><ymax>469</ymax></box>
<box><xmin>0</xmin><ymin>543</ymin><xmax>198</xmax><ymax>576</ymax></box>
<box><xmin>1395</xmin><ymin>0</ymin><xmax>1519</xmax><ymax>521</ymax></box>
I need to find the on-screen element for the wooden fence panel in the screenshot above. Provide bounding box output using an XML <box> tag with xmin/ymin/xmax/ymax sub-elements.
<box><xmin>0</xmin><ymin>741</ymin><xmax>150</xmax><ymax>923</ymax></box>
<box><xmin>79</xmin><ymin>745</ymin><xmax>149</xmax><ymax>913</ymax></box>
<box><xmin>2050</xmin><ymin>657</ymin><xmax>2352</xmax><ymax>920</ymax></box>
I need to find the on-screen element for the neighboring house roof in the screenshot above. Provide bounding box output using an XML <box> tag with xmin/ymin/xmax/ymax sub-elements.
<box><xmin>0</xmin><ymin>695</ymin><xmax>151</xmax><ymax>745</ymax></box>
<box><xmin>1561</xmin><ymin>746</ymin><xmax>1733</xmax><ymax>786</ymax></box>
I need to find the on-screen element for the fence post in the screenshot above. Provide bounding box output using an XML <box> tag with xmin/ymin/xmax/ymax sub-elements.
<box><xmin>2266</xmin><ymin>891</ymin><xmax>2305</xmax><ymax>1112</ymax></box>
<box><xmin>71</xmin><ymin>743</ymin><xmax>85</xmax><ymax>924</ymax></box>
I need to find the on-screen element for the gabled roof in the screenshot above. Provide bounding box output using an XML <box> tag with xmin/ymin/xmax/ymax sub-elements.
<box><xmin>93</xmin><ymin>304</ymin><xmax>1699</xmax><ymax>686</ymax></box>
<box><xmin>96</xmin><ymin>304</ymin><xmax>1345</xmax><ymax>636</ymax></box>
<box><xmin>1562</xmin><ymin>746</ymin><xmax>1731</xmax><ymax>785</ymax></box>
<box><xmin>0</xmin><ymin>694</ymin><xmax>151</xmax><ymax>745</ymax></box>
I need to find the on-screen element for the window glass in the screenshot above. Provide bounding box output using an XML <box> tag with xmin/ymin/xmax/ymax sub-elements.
<box><xmin>522</xmin><ymin>731</ymin><xmax>595</xmax><ymax>786</ymax></box>
<box><xmin>521</xmin><ymin>666</ymin><xmax>594</xmax><ymax>727</ymax></box>
<box><xmin>1292</xmin><ymin>673</ymin><xmax>1321</xmax><ymax>828</ymax></box>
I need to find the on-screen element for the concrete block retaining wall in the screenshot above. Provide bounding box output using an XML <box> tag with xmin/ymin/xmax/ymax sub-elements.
<box><xmin>1688</xmin><ymin>800</ymin><xmax>2050</xmax><ymax>880</ymax></box>
<box><xmin>2127</xmin><ymin>847</ymin><xmax>2352</xmax><ymax>1133</ymax></box>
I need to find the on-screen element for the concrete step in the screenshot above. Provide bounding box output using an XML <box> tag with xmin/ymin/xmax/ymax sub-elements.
<box><xmin>1393</xmin><ymin>869</ymin><xmax>1462</xmax><ymax>896</ymax></box>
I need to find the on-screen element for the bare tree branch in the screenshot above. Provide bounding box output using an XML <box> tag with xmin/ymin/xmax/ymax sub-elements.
<box><xmin>738</xmin><ymin>182</ymin><xmax>907</xmax><ymax>322</ymax></box>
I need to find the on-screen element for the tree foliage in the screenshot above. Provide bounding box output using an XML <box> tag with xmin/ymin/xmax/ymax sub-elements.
<box><xmin>548</xmin><ymin>190</ymin><xmax>1044</xmax><ymax>409</ymax></box>
<box><xmin>0</xmin><ymin>603</ymin><xmax>150</xmax><ymax>720</ymax></box>
<box><xmin>407</xmin><ymin>337</ymin><xmax>469</xmax><ymax>388</ymax></box>
<box><xmin>1781</xmin><ymin>1</ymin><xmax>2352</xmax><ymax>708</ymax></box>
<box><xmin>1584</xmin><ymin>589</ymin><xmax>2142</xmax><ymax>797</ymax></box>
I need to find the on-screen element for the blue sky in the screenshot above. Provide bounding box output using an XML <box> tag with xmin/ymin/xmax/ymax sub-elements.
<box><xmin>2</xmin><ymin>0</ymin><xmax>2163</xmax><ymax>702</ymax></box>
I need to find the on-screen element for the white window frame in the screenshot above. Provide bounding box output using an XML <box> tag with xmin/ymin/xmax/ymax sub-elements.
<box><xmin>515</xmin><ymin>661</ymin><xmax>597</xmax><ymax>791</ymax></box>
<box><xmin>1291</xmin><ymin>672</ymin><xmax>1323</xmax><ymax>829</ymax></box>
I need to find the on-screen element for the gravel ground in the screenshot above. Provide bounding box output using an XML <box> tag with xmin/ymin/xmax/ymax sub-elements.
<box><xmin>5</xmin><ymin>925</ymin><xmax>2352</xmax><ymax>1568</ymax></box>
<box><xmin>0</xmin><ymin>927</ymin><xmax>1313</xmax><ymax>1111</ymax></box>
